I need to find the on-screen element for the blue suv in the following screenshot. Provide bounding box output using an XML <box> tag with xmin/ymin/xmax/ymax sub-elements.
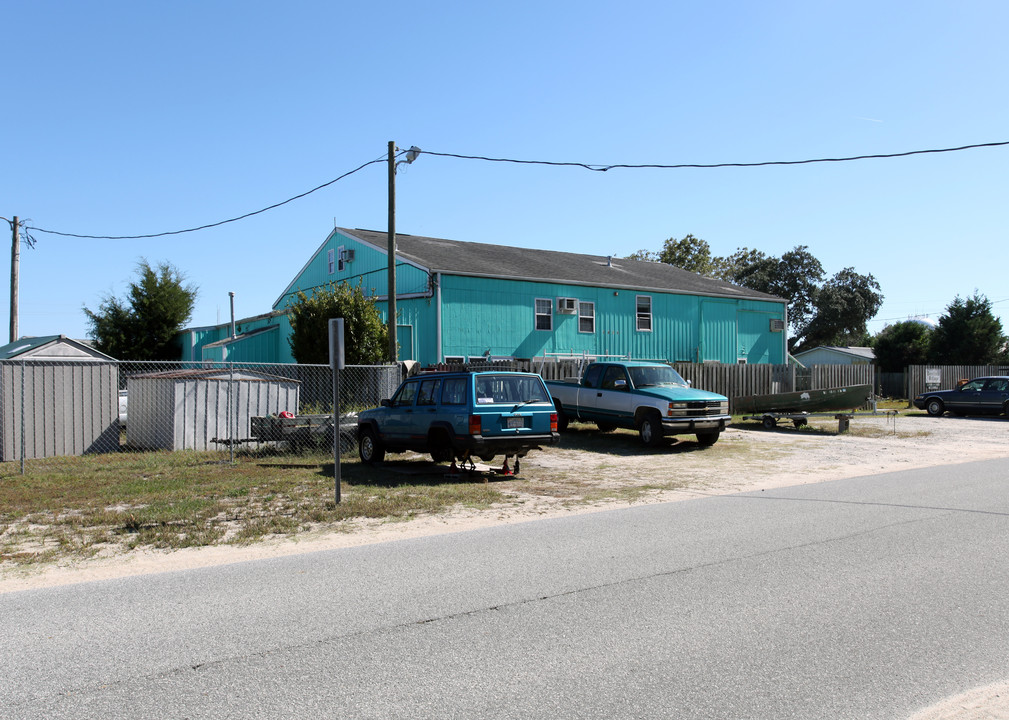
<box><xmin>357</xmin><ymin>371</ymin><xmax>559</xmax><ymax>472</ymax></box>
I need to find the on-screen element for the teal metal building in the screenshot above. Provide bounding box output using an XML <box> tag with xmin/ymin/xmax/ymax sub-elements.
<box><xmin>183</xmin><ymin>228</ymin><xmax>787</xmax><ymax>365</ymax></box>
<box><xmin>201</xmin><ymin>227</ymin><xmax>786</xmax><ymax>367</ymax></box>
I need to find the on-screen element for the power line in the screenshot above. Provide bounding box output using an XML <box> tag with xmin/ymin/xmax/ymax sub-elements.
<box><xmin>418</xmin><ymin>140</ymin><xmax>1009</xmax><ymax>171</ymax></box>
<box><xmin>26</xmin><ymin>154</ymin><xmax>390</xmax><ymax>240</ymax></box>
<box><xmin>21</xmin><ymin>140</ymin><xmax>1009</xmax><ymax>241</ymax></box>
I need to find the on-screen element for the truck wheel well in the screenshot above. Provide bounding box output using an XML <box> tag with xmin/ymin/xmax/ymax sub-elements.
<box><xmin>634</xmin><ymin>407</ymin><xmax>659</xmax><ymax>427</ymax></box>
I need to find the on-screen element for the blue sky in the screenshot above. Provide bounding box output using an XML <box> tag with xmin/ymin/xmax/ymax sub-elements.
<box><xmin>4</xmin><ymin>1</ymin><xmax>1008</xmax><ymax>343</ymax></box>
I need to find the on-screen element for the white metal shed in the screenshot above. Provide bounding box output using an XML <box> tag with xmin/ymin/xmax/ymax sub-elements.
<box><xmin>126</xmin><ymin>368</ymin><xmax>300</xmax><ymax>451</ymax></box>
<box><xmin>0</xmin><ymin>335</ymin><xmax>119</xmax><ymax>461</ymax></box>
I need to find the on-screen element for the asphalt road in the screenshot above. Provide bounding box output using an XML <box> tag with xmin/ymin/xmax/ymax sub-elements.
<box><xmin>4</xmin><ymin>458</ymin><xmax>1009</xmax><ymax>719</ymax></box>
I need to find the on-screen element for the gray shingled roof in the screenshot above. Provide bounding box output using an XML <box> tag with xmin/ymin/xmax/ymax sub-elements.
<box><xmin>340</xmin><ymin>228</ymin><xmax>782</xmax><ymax>302</ymax></box>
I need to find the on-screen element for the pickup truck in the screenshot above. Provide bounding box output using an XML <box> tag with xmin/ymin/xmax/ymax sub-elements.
<box><xmin>545</xmin><ymin>361</ymin><xmax>730</xmax><ymax>447</ymax></box>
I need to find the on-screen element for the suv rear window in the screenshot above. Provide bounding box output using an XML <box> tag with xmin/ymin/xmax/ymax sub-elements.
<box><xmin>475</xmin><ymin>375</ymin><xmax>549</xmax><ymax>404</ymax></box>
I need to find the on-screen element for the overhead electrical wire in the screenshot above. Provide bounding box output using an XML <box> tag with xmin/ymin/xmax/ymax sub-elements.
<box><xmin>23</xmin><ymin>140</ymin><xmax>1009</xmax><ymax>241</ymax></box>
<box><xmin>418</xmin><ymin>140</ymin><xmax>1009</xmax><ymax>171</ymax></box>
<box><xmin>26</xmin><ymin>154</ymin><xmax>390</xmax><ymax>240</ymax></box>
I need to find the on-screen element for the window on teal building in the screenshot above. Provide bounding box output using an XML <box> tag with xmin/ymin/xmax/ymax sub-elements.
<box><xmin>535</xmin><ymin>298</ymin><xmax>552</xmax><ymax>331</ymax></box>
<box><xmin>636</xmin><ymin>295</ymin><xmax>652</xmax><ymax>332</ymax></box>
<box><xmin>578</xmin><ymin>301</ymin><xmax>595</xmax><ymax>333</ymax></box>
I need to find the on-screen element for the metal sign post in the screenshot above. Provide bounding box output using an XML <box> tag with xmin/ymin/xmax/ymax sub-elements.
<box><xmin>329</xmin><ymin>318</ymin><xmax>346</xmax><ymax>504</ymax></box>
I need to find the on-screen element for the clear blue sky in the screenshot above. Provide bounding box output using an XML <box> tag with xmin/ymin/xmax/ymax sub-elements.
<box><xmin>4</xmin><ymin>1</ymin><xmax>1008</xmax><ymax>343</ymax></box>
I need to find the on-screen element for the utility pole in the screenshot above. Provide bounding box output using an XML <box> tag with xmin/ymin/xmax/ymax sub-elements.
<box><xmin>10</xmin><ymin>215</ymin><xmax>19</xmax><ymax>343</ymax></box>
<box><xmin>386</xmin><ymin>142</ymin><xmax>421</xmax><ymax>364</ymax></box>
<box><xmin>387</xmin><ymin>142</ymin><xmax>397</xmax><ymax>363</ymax></box>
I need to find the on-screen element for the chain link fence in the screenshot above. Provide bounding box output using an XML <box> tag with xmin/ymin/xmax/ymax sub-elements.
<box><xmin>0</xmin><ymin>360</ymin><xmax>401</xmax><ymax>476</ymax></box>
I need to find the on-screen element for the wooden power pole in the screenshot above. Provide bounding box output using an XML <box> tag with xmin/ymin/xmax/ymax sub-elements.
<box><xmin>10</xmin><ymin>215</ymin><xmax>18</xmax><ymax>343</ymax></box>
<box><xmin>387</xmin><ymin>142</ymin><xmax>397</xmax><ymax>363</ymax></box>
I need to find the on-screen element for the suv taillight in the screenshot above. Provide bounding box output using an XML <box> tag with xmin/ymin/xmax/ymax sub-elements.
<box><xmin>469</xmin><ymin>415</ymin><xmax>481</xmax><ymax>435</ymax></box>
<box><xmin>550</xmin><ymin>413</ymin><xmax>558</xmax><ymax>432</ymax></box>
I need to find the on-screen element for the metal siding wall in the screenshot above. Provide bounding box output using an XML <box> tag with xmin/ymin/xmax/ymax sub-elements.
<box><xmin>737</xmin><ymin>310</ymin><xmax>780</xmax><ymax>364</ymax></box>
<box><xmin>0</xmin><ymin>361</ymin><xmax>118</xmax><ymax>460</ymax></box>
<box><xmin>167</xmin><ymin>376</ymin><xmax>301</xmax><ymax>450</ymax></box>
<box><xmin>1</xmin><ymin>364</ymin><xmax>12</xmax><ymax>461</ymax></box>
<box><xmin>275</xmin><ymin>231</ymin><xmax>430</xmax><ymax>312</ymax></box>
<box><xmin>392</xmin><ymin>297</ymin><xmax>436</xmax><ymax>362</ymax></box>
<box><xmin>699</xmin><ymin>300</ymin><xmax>736</xmax><ymax>363</ymax></box>
<box><xmin>438</xmin><ymin>275</ymin><xmax>783</xmax><ymax>366</ymax></box>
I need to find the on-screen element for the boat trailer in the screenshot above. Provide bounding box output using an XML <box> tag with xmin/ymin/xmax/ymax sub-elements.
<box><xmin>213</xmin><ymin>413</ymin><xmax>358</xmax><ymax>452</ymax></box>
<box><xmin>743</xmin><ymin>411</ymin><xmax>856</xmax><ymax>432</ymax></box>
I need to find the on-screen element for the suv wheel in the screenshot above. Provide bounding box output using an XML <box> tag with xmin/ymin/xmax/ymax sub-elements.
<box><xmin>429</xmin><ymin>430</ymin><xmax>455</xmax><ymax>463</ymax></box>
<box><xmin>358</xmin><ymin>426</ymin><xmax>385</xmax><ymax>464</ymax></box>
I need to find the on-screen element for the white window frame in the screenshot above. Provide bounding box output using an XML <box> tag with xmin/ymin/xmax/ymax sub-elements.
<box><xmin>327</xmin><ymin>248</ymin><xmax>336</xmax><ymax>274</ymax></box>
<box><xmin>534</xmin><ymin>297</ymin><xmax>553</xmax><ymax>331</ymax></box>
<box><xmin>578</xmin><ymin>301</ymin><xmax>595</xmax><ymax>334</ymax></box>
<box><xmin>636</xmin><ymin>295</ymin><xmax>652</xmax><ymax>332</ymax></box>
<box><xmin>337</xmin><ymin>245</ymin><xmax>346</xmax><ymax>272</ymax></box>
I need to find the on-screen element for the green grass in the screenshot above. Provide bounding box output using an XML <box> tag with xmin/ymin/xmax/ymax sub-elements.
<box><xmin>0</xmin><ymin>449</ymin><xmax>506</xmax><ymax>568</ymax></box>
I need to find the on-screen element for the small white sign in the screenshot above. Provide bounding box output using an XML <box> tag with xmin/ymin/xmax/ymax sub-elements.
<box><xmin>926</xmin><ymin>368</ymin><xmax>941</xmax><ymax>385</ymax></box>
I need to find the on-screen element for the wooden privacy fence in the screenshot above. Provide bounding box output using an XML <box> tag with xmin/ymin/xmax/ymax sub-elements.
<box><xmin>514</xmin><ymin>358</ymin><xmax>875</xmax><ymax>412</ymax></box>
<box><xmin>906</xmin><ymin>364</ymin><xmax>1009</xmax><ymax>398</ymax></box>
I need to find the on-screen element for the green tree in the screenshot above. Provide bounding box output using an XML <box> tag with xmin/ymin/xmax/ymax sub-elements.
<box><xmin>795</xmin><ymin>268</ymin><xmax>883</xmax><ymax>351</ymax></box>
<box><xmin>627</xmin><ymin>234</ymin><xmax>715</xmax><ymax>275</ymax></box>
<box><xmin>287</xmin><ymin>281</ymin><xmax>390</xmax><ymax>364</ymax></box>
<box><xmin>872</xmin><ymin>320</ymin><xmax>933</xmax><ymax>372</ymax></box>
<box><xmin>730</xmin><ymin>246</ymin><xmax>825</xmax><ymax>344</ymax></box>
<box><xmin>927</xmin><ymin>292</ymin><xmax>1007</xmax><ymax>364</ymax></box>
<box><xmin>83</xmin><ymin>260</ymin><xmax>197</xmax><ymax>360</ymax></box>
<box><xmin>710</xmin><ymin>247</ymin><xmax>768</xmax><ymax>282</ymax></box>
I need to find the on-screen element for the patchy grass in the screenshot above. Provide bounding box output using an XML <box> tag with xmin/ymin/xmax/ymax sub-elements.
<box><xmin>0</xmin><ymin>449</ymin><xmax>506</xmax><ymax>569</ymax></box>
<box><xmin>0</xmin><ymin>406</ymin><xmax>934</xmax><ymax>572</ymax></box>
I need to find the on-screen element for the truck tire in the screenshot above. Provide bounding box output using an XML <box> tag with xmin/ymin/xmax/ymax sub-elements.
<box><xmin>358</xmin><ymin>426</ymin><xmax>385</xmax><ymax>464</ymax></box>
<box><xmin>554</xmin><ymin>402</ymin><xmax>570</xmax><ymax>432</ymax></box>
<box><xmin>638</xmin><ymin>411</ymin><xmax>664</xmax><ymax>447</ymax></box>
<box><xmin>696</xmin><ymin>430</ymin><xmax>720</xmax><ymax>446</ymax></box>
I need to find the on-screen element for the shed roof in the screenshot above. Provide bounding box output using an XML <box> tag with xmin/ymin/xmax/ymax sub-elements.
<box><xmin>0</xmin><ymin>335</ymin><xmax>114</xmax><ymax>361</ymax></box>
<box><xmin>202</xmin><ymin>325</ymin><xmax>278</xmax><ymax>351</ymax></box>
<box><xmin>333</xmin><ymin>228</ymin><xmax>783</xmax><ymax>302</ymax></box>
<box><xmin>128</xmin><ymin>369</ymin><xmax>300</xmax><ymax>383</ymax></box>
<box><xmin>793</xmin><ymin>346</ymin><xmax>876</xmax><ymax>362</ymax></box>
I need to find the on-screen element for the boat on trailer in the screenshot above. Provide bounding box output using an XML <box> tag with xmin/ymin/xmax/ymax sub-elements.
<box><xmin>733</xmin><ymin>384</ymin><xmax>874</xmax><ymax>415</ymax></box>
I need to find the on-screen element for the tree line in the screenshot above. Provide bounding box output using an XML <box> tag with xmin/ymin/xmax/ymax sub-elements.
<box><xmin>628</xmin><ymin>235</ymin><xmax>884</xmax><ymax>353</ymax></box>
<box><xmin>873</xmin><ymin>292</ymin><xmax>1008</xmax><ymax>371</ymax></box>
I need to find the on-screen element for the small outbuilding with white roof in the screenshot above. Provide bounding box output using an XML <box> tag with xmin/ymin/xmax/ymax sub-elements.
<box><xmin>0</xmin><ymin>335</ymin><xmax>119</xmax><ymax>461</ymax></box>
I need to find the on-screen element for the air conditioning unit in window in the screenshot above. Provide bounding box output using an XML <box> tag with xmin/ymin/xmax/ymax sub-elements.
<box><xmin>769</xmin><ymin>318</ymin><xmax>785</xmax><ymax>332</ymax></box>
<box><xmin>340</xmin><ymin>248</ymin><xmax>356</xmax><ymax>263</ymax></box>
<box><xmin>557</xmin><ymin>297</ymin><xmax>578</xmax><ymax>314</ymax></box>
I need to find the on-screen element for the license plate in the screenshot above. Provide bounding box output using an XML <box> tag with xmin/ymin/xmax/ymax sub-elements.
<box><xmin>506</xmin><ymin>417</ymin><xmax>525</xmax><ymax>429</ymax></box>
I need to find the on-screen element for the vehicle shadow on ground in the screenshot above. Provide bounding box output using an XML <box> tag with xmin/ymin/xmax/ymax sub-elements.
<box><xmin>556</xmin><ymin>423</ymin><xmax>718</xmax><ymax>456</ymax></box>
<box><xmin>901</xmin><ymin>411</ymin><xmax>1008</xmax><ymax>422</ymax></box>
<box><xmin>325</xmin><ymin>459</ymin><xmax>523</xmax><ymax>486</ymax></box>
